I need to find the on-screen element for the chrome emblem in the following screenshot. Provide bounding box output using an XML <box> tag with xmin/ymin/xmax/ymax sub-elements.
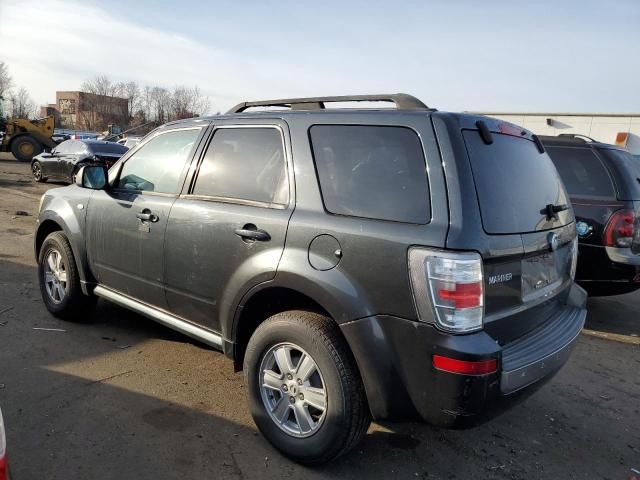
<box><xmin>548</xmin><ymin>232</ymin><xmax>559</xmax><ymax>252</ymax></box>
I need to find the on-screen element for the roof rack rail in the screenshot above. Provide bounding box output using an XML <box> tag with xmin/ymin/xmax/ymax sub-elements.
<box><xmin>227</xmin><ymin>93</ymin><xmax>429</xmax><ymax>113</ymax></box>
<box><xmin>557</xmin><ymin>133</ymin><xmax>597</xmax><ymax>142</ymax></box>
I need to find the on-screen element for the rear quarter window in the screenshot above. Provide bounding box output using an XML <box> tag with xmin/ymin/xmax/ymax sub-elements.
<box><xmin>596</xmin><ymin>148</ymin><xmax>640</xmax><ymax>200</ymax></box>
<box><xmin>309</xmin><ymin>125</ymin><xmax>430</xmax><ymax>224</ymax></box>
<box><xmin>545</xmin><ymin>146</ymin><xmax>617</xmax><ymax>200</ymax></box>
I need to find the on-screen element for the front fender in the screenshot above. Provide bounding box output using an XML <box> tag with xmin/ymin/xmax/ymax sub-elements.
<box><xmin>35</xmin><ymin>187</ymin><xmax>94</xmax><ymax>292</ymax></box>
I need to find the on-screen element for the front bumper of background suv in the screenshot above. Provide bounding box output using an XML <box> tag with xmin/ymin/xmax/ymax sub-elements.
<box><xmin>340</xmin><ymin>283</ymin><xmax>587</xmax><ymax>427</ymax></box>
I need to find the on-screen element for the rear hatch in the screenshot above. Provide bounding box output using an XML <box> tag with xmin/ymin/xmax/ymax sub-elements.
<box><xmin>461</xmin><ymin>124</ymin><xmax>576</xmax><ymax>344</ymax></box>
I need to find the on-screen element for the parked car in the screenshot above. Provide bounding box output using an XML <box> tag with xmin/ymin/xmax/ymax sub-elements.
<box><xmin>117</xmin><ymin>136</ymin><xmax>142</xmax><ymax>149</ymax></box>
<box><xmin>540</xmin><ymin>134</ymin><xmax>640</xmax><ymax>296</ymax></box>
<box><xmin>30</xmin><ymin>139</ymin><xmax>128</xmax><ymax>184</ymax></box>
<box><xmin>34</xmin><ymin>94</ymin><xmax>586</xmax><ymax>464</ymax></box>
<box><xmin>0</xmin><ymin>407</ymin><xmax>8</xmax><ymax>480</ymax></box>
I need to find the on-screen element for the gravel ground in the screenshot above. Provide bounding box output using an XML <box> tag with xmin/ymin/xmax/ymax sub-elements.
<box><xmin>0</xmin><ymin>153</ymin><xmax>638</xmax><ymax>480</ymax></box>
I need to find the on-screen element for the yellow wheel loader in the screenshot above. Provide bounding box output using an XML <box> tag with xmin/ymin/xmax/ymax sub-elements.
<box><xmin>0</xmin><ymin>116</ymin><xmax>57</xmax><ymax>162</ymax></box>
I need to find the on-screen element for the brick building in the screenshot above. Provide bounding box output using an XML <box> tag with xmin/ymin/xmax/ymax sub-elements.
<box><xmin>40</xmin><ymin>91</ymin><xmax>129</xmax><ymax>131</ymax></box>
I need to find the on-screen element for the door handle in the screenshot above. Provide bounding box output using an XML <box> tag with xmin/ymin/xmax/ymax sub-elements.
<box><xmin>235</xmin><ymin>225</ymin><xmax>271</xmax><ymax>242</ymax></box>
<box><xmin>136</xmin><ymin>211</ymin><xmax>159</xmax><ymax>223</ymax></box>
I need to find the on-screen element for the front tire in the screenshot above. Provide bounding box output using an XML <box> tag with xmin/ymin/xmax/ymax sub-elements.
<box><xmin>11</xmin><ymin>135</ymin><xmax>42</xmax><ymax>162</ymax></box>
<box><xmin>244</xmin><ymin>311</ymin><xmax>371</xmax><ymax>464</ymax></box>
<box><xmin>38</xmin><ymin>232</ymin><xmax>95</xmax><ymax>320</ymax></box>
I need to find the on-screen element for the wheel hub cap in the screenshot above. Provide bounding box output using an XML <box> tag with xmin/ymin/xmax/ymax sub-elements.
<box><xmin>259</xmin><ymin>343</ymin><xmax>327</xmax><ymax>438</ymax></box>
<box><xmin>43</xmin><ymin>249</ymin><xmax>67</xmax><ymax>303</ymax></box>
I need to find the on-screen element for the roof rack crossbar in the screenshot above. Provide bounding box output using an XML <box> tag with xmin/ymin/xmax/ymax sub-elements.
<box><xmin>227</xmin><ymin>93</ymin><xmax>429</xmax><ymax>113</ymax></box>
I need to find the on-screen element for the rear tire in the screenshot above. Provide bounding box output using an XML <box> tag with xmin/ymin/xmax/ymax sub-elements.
<box><xmin>38</xmin><ymin>232</ymin><xmax>95</xmax><ymax>320</ymax></box>
<box><xmin>11</xmin><ymin>135</ymin><xmax>42</xmax><ymax>162</ymax></box>
<box><xmin>32</xmin><ymin>160</ymin><xmax>47</xmax><ymax>182</ymax></box>
<box><xmin>244</xmin><ymin>310</ymin><xmax>371</xmax><ymax>464</ymax></box>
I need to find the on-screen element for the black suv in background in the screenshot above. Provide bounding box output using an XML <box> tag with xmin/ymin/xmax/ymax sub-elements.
<box><xmin>35</xmin><ymin>94</ymin><xmax>586</xmax><ymax>464</ymax></box>
<box><xmin>541</xmin><ymin>135</ymin><xmax>640</xmax><ymax>296</ymax></box>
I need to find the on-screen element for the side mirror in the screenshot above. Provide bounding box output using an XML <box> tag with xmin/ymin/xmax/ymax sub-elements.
<box><xmin>40</xmin><ymin>152</ymin><xmax>53</xmax><ymax>158</ymax></box>
<box><xmin>75</xmin><ymin>165</ymin><xmax>108</xmax><ymax>190</ymax></box>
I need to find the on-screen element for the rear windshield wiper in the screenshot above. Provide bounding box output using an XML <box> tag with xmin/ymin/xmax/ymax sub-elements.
<box><xmin>541</xmin><ymin>203</ymin><xmax>569</xmax><ymax>220</ymax></box>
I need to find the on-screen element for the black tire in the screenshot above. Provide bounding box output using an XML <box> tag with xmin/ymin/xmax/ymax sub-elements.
<box><xmin>11</xmin><ymin>135</ymin><xmax>42</xmax><ymax>162</ymax></box>
<box><xmin>31</xmin><ymin>160</ymin><xmax>47</xmax><ymax>182</ymax></box>
<box><xmin>244</xmin><ymin>310</ymin><xmax>371</xmax><ymax>464</ymax></box>
<box><xmin>38</xmin><ymin>231</ymin><xmax>95</xmax><ymax>320</ymax></box>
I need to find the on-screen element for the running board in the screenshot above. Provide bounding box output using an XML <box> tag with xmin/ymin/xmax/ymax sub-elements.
<box><xmin>93</xmin><ymin>286</ymin><xmax>223</xmax><ymax>350</ymax></box>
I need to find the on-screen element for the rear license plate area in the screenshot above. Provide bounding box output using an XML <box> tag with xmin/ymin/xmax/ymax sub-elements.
<box><xmin>521</xmin><ymin>253</ymin><xmax>560</xmax><ymax>301</ymax></box>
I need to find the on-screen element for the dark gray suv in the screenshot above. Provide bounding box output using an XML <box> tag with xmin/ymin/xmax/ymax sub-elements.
<box><xmin>34</xmin><ymin>94</ymin><xmax>587</xmax><ymax>464</ymax></box>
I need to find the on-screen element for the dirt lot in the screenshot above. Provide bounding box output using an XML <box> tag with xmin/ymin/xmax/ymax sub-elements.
<box><xmin>0</xmin><ymin>153</ymin><xmax>639</xmax><ymax>480</ymax></box>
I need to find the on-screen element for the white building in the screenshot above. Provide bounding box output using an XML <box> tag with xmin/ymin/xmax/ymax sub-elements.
<box><xmin>476</xmin><ymin>112</ymin><xmax>640</xmax><ymax>155</ymax></box>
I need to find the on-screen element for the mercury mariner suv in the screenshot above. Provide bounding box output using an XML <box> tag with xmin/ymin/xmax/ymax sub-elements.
<box><xmin>35</xmin><ymin>94</ymin><xmax>587</xmax><ymax>464</ymax></box>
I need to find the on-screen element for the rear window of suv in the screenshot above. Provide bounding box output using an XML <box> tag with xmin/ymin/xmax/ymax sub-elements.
<box><xmin>463</xmin><ymin>131</ymin><xmax>571</xmax><ymax>234</ymax></box>
<box><xmin>545</xmin><ymin>146</ymin><xmax>617</xmax><ymax>199</ymax></box>
<box><xmin>309</xmin><ymin>125</ymin><xmax>430</xmax><ymax>224</ymax></box>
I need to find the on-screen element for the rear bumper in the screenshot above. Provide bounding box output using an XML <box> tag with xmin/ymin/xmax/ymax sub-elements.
<box><xmin>340</xmin><ymin>284</ymin><xmax>587</xmax><ymax>427</ymax></box>
<box><xmin>605</xmin><ymin>246</ymin><xmax>640</xmax><ymax>266</ymax></box>
<box><xmin>500</xmin><ymin>306</ymin><xmax>584</xmax><ymax>394</ymax></box>
<box><xmin>578</xmin><ymin>244</ymin><xmax>640</xmax><ymax>283</ymax></box>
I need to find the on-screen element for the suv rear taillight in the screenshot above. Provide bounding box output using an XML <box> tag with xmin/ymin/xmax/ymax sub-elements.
<box><xmin>603</xmin><ymin>209</ymin><xmax>635</xmax><ymax>248</ymax></box>
<box><xmin>409</xmin><ymin>248</ymin><xmax>484</xmax><ymax>333</ymax></box>
<box><xmin>570</xmin><ymin>237</ymin><xmax>578</xmax><ymax>280</ymax></box>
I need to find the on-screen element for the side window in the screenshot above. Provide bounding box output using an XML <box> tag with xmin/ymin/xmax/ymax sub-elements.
<box><xmin>309</xmin><ymin>125</ymin><xmax>430</xmax><ymax>224</ymax></box>
<box><xmin>55</xmin><ymin>141</ymin><xmax>70</xmax><ymax>154</ymax></box>
<box><xmin>192</xmin><ymin>127</ymin><xmax>288</xmax><ymax>206</ymax></box>
<box><xmin>117</xmin><ymin>128</ymin><xmax>201</xmax><ymax>194</ymax></box>
<box><xmin>546</xmin><ymin>146</ymin><xmax>617</xmax><ymax>199</ymax></box>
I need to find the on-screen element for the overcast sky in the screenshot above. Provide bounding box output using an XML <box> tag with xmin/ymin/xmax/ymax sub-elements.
<box><xmin>1</xmin><ymin>0</ymin><xmax>639</xmax><ymax>114</ymax></box>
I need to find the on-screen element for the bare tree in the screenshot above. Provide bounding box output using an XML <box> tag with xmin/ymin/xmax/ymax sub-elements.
<box><xmin>79</xmin><ymin>75</ymin><xmax>128</xmax><ymax>130</ymax></box>
<box><xmin>6</xmin><ymin>87</ymin><xmax>36</xmax><ymax>119</ymax></box>
<box><xmin>77</xmin><ymin>74</ymin><xmax>211</xmax><ymax>130</ymax></box>
<box><xmin>151</xmin><ymin>86</ymin><xmax>171</xmax><ymax>124</ymax></box>
<box><xmin>0</xmin><ymin>61</ymin><xmax>11</xmax><ymax>100</ymax></box>
<box><xmin>122</xmin><ymin>81</ymin><xmax>140</xmax><ymax>118</ymax></box>
<box><xmin>170</xmin><ymin>85</ymin><xmax>210</xmax><ymax>120</ymax></box>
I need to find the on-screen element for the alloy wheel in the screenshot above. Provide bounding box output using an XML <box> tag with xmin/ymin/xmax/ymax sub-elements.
<box><xmin>259</xmin><ymin>342</ymin><xmax>328</xmax><ymax>438</ymax></box>
<box><xmin>43</xmin><ymin>249</ymin><xmax>67</xmax><ymax>303</ymax></box>
<box><xmin>32</xmin><ymin>163</ymin><xmax>41</xmax><ymax>180</ymax></box>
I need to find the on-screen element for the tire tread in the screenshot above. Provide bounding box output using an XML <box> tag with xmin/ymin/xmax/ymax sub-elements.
<box><xmin>246</xmin><ymin>310</ymin><xmax>370</xmax><ymax>464</ymax></box>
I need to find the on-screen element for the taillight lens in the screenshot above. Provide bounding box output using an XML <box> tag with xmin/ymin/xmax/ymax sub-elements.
<box><xmin>409</xmin><ymin>248</ymin><xmax>484</xmax><ymax>333</ymax></box>
<box><xmin>603</xmin><ymin>209</ymin><xmax>635</xmax><ymax>248</ymax></box>
<box><xmin>570</xmin><ymin>237</ymin><xmax>578</xmax><ymax>280</ymax></box>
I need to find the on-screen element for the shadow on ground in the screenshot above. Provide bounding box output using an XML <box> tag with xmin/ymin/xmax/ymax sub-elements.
<box><xmin>585</xmin><ymin>291</ymin><xmax>640</xmax><ymax>337</ymax></box>
<box><xmin>0</xmin><ymin>257</ymin><xmax>638</xmax><ymax>480</ymax></box>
